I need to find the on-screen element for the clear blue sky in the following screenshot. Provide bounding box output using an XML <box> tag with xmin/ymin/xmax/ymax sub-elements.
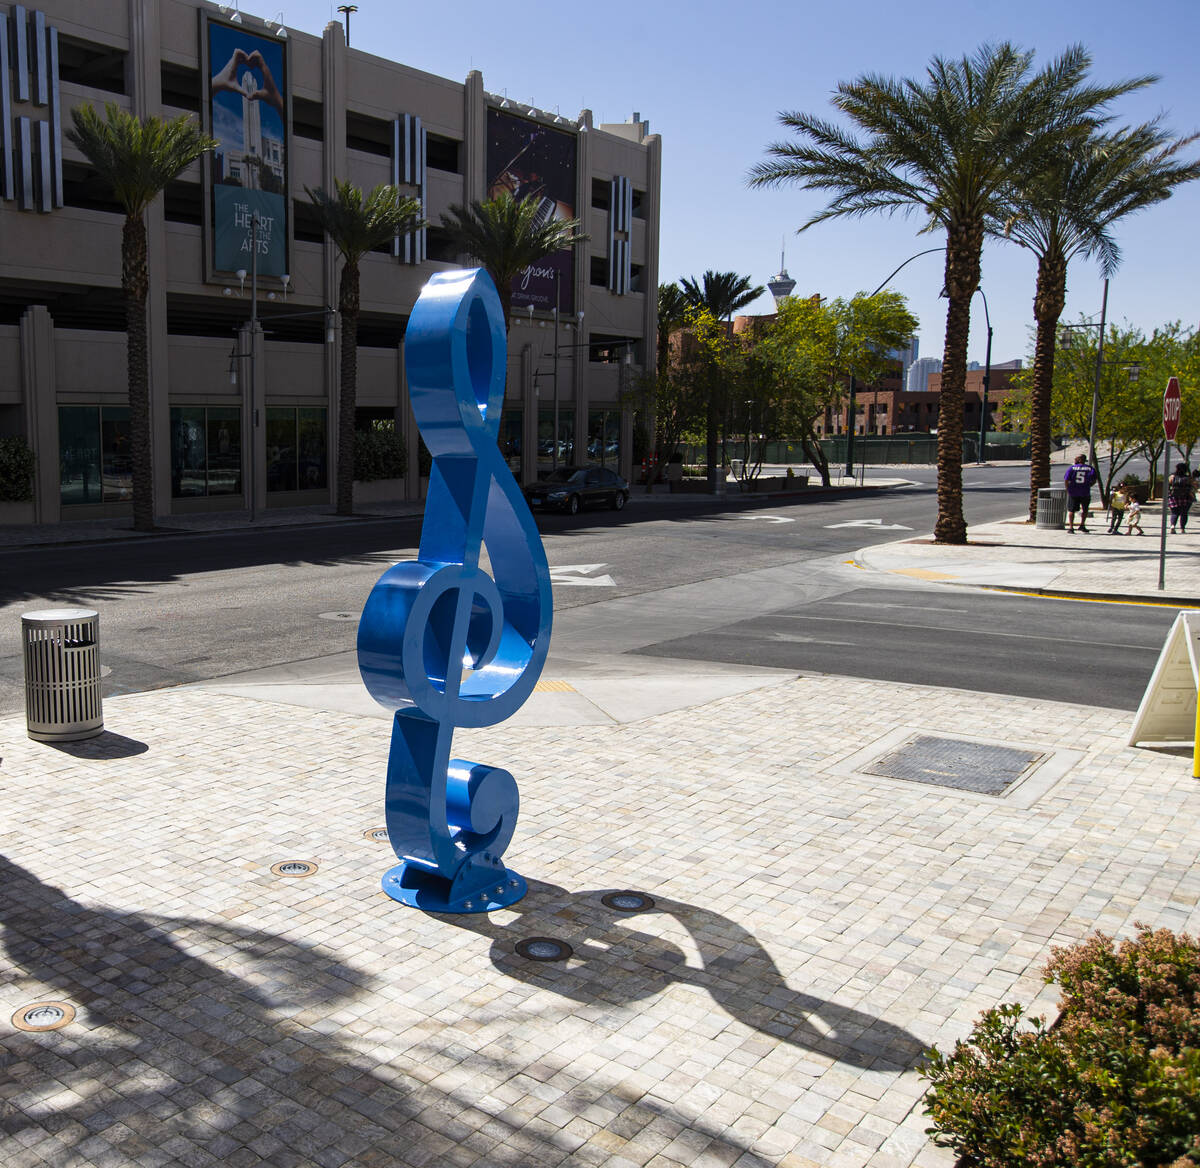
<box><xmin>280</xmin><ymin>0</ymin><xmax>1199</xmax><ymax>371</ymax></box>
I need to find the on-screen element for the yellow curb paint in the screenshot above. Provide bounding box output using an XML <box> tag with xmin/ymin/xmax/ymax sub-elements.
<box><xmin>983</xmin><ymin>587</ymin><xmax>1200</xmax><ymax>610</ymax></box>
<box><xmin>534</xmin><ymin>680</ymin><xmax>576</xmax><ymax>693</ymax></box>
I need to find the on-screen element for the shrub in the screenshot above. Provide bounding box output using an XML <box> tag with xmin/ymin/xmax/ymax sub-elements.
<box><xmin>922</xmin><ymin>926</ymin><xmax>1200</xmax><ymax>1167</ymax></box>
<box><xmin>0</xmin><ymin>435</ymin><xmax>35</xmax><ymax>502</ymax></box>
<box><xmin>353</xmin><ymin>425</ymin><xmax>407</xmax><ymax>482</ymax></box>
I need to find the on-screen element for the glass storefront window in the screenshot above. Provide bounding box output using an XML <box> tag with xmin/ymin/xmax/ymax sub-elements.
<box><xmin>266</xmin><ymin>406</ymin><xmax>327</xmax><ymax>493</ymax></box>
<box><xmin>536</xmin><ymin>406</ymin><xmax>574</xmax><ymax>475</ymax></box>
<box><xmin>587</xmin><ymin>408</ymin><xmax>622</xmax><ymax>469</ymax></box>
<box><xmin>171</xmin><ymin>407</ymin><xmax>242</xmax><ymax>498</ymax></box>
<box><xmin>59</xmin><ymin>406</ymin><xmax>131</xmax><ymax>506</ymax></box>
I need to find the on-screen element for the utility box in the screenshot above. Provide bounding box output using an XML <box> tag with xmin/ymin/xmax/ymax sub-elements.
<box><xmin>1035</xmin><ymin>487</ymin><xmax>1067</xmax><ymax>530</ymax></box>
<box><xmin>22</xmin><ymin>608</ymin><xmax>104</xmax><ymax>742</ymax></box>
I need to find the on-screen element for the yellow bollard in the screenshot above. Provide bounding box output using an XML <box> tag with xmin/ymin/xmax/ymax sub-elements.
<box><xmin>1194</xmin><ymin>682</ymin><xmax>1200</xmax><ymax>779</ymax></box>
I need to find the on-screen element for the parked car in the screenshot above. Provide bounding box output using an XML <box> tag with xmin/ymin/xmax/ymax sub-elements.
<box><xmin>523</xmin><ymin>465</ymin><xmax>629</xmax><ymax>515</ymax></box>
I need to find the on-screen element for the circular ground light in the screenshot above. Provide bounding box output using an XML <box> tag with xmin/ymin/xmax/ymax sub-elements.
<box><xmin>271</xmin><ymin>860</ymin><xmax>318</xmax><ymax>878</ymax></box>
<box><xmin>515</xmin><ymin>937</ymin><xmax>573</xmax><ymax>962</ymax></box>
<box><xmin>12</xmin><ymin>1001</ymin><xmax>76</xmax><ymax>1032</ymax></box>
<box><xmin>601</xmin><ymin>891</ymin><xmax>656</xmax><ymax>913</ymax></box>
<box><xmin>318</xmin><ymin>611</ymin><xmax>359</xmax><ymax>622</ymax></box>
<box><xmin>362</xmin><ymin>827</ymin><xmax>389</xmax><ymax>843</ymax></box>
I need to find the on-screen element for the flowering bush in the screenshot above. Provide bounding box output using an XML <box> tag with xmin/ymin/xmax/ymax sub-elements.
<box><xmin>922</xmin><ymin>926</ymin><xmax>1200</xmax><ymax>1167</ymax></box>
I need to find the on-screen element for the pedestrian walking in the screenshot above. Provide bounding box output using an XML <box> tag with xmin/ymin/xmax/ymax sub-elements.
<box><xmin>1064</xmin><ymin>454</ymin><xmax>1097</xmax><ymax>533</ymax></box>
<box><xmin>1125</xmin><ymin>495</ymin><xmax>1144</xmax><ymax>534</ymax></box>
<box><xmin>1107</xmin><ymin>484</ymin><xmax>1129</xmax><ymax>534</ymax></box>
<box><xmin>1167</xmin><ymin>462</ymin><xmax>1195</xmax><ymax>534</ymax></box>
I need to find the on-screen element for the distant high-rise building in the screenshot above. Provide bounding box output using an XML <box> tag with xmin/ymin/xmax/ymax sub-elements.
<box><xmin>889</xmin><ymin>337</ymin><xmax>918</xmax><ymax>386</ymax></box>
<box><xmin>906</xmin><ymin>356</ymin><xmax>942</xmax><ymax>393</ymax></box>
<box><xmin>766</xmin><ymin>241</ymin><xmax>796</xmax><ymax>306</ymax></box>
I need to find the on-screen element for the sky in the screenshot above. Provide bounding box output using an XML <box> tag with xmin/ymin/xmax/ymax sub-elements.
<box><xmin>271</xmin><ymin>0</ymin><xmax>1199</xmax><ymax>371</ymax></box>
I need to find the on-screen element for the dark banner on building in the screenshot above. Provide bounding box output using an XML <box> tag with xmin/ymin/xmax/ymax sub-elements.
<box><xmin>486</xmin><ymin>109</ymin><xmax>577</xmax><ymax>316</ymax></box>
<box><xmin>204</xmin><ymin>18</ymin><xmax>289</xmax><ymax>278</ymax></box>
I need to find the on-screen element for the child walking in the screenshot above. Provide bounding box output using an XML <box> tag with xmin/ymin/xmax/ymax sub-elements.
<box><xmin>1126</xmin><ymin>495</ymin><xmax>1144</xmax><ymax>535</ymax></box>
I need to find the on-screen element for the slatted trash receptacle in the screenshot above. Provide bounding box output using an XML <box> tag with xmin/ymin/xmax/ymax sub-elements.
<box><xmin>22</xmin><ymin>608</ymin><xmax>103</xmax><ymax>742</ymax></box>
<box><xmin>1035</xmin><ymin>487</ymin><xmax>1068</xmax><ymax>530</ymax></box>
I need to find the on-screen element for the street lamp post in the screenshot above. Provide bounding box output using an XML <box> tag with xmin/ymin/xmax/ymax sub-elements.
<box><xmin>975</xmin><ymin>286</ymin><xmax>993</xmax><ymax>465</ymax></box>
<box><xmin>846</xmin><ymin>246</ymin><xmax>946</xmax><ymax>479</ymax></box>
<box><xmin>745</xmin><ymin>398</ymin><xmax>754</xmax><ymax>482</ymax></box>
<box><xmin>1059</xmin><ymin>278</ymin><xmax>1109</xmax><ymax>470</ymax></box>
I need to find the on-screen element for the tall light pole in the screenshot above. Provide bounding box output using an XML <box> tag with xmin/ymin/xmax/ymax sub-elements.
<box><xmin>975</xmin><ymin>286</ymin><xmax>992</xmax><ymax>465</ymax></box>
<box><xmin>552</xmin><ymin>270</ymin><xmax>560</xmax><ymax>471</ymax></box>
<box><xmin>336</xmin><ymin>4</ymin><xmax>357</xmax><ymax>47</ymax></box>
<box><xmin>1057</xmin><ymin>278</ymin><xmax>1109</xmax><ymax>470</ymax></box>
<box><xmin>745</xmin><ymin>398</ymin><xmax>754</xmax><ymax>481</ymax></box>
<box><xmin>846</xmin><ymin>246</ymin><xmax>946</xmax><ymax>478</ymax></box>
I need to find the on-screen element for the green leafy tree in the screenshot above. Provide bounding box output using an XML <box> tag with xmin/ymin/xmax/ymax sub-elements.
<box><xmin>306</xmin><ymin>180</ymin><xmax>423</xmax><ymax>516</ymax></box>
<box><xmin>680</xmin><ymin>271</ymin><xmax>765</xmax><ymax>488</ymax></box>
<box><xmin>66</xmin><ymin>102</ymin><xmax>216</xmax><ymax>531</ymax></box>
<box><xmin>755</xmin><ymin>292</ymin><xmax>918</xmax><ymax>485</ymax></box>
<box><xmin>999</xmin><ymin>120</ymin><xmax>1200</xmax><ymax>520</ymax></box>
<box><xmin>439</xmin><ymin>193</ymin><xmax>586</xmax><ymax>329</ymax></box>
<box><xmin>651</xmin><ymin>308</ymin><xmax>731</xmax><ymax>478</ymax></box>
<box><xmin>750</xmin><ymin>43</ymin><xmax>1141</xmax><ymax>544</ymax></box>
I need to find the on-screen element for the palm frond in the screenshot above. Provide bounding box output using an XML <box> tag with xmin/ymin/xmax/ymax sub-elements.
<box><xmin>305</xmin><ymin>179</ymin><xmax>424</xmax><ymax>265</ymax></box>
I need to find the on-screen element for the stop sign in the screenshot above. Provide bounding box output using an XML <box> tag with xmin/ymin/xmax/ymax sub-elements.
<box><xmin>1164</xmin><ymin>377</ymin><xmax>1182</xmax><ymax>441</ymax></box>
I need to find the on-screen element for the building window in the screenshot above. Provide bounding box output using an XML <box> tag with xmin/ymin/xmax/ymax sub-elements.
<box><xmin>266</xmin><ymin>407</ymin><xmax>327</xmax><ymax>492</ymax></box>
<box><xmin>587</xmin><ymin>409</ymin><xmax>621</xmax><ymax>469</ymax></box>
<box><xmin>426</xmin><ymin>133</ymin><xmax>461</xmax><ymax>175</ymax></box>
<box><xmin>170</xmin><ymin>407</ymin><xmax>242</xmax><ymax>498</ymax></box>
<box><xmin>590</xmin><ymin>256</ymin><xmax>607</xmax><ymax>287</ymax></box>
<box><xmin>537</xmin><ymin>406</ymin><xmax>575</xmax><ymax>474</ymax></box>
<box><xmin>58</xmin><ymin>406</ymin><xmax>131</xmax><ymax>506</ymax></box>
<box><xmin>591</xmin><ymin>178</ymin><xmax>610</xmax><ymax>210</ymax></box>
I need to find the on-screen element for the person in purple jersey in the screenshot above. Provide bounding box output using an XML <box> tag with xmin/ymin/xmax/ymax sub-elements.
<box><xmin>1064</xmin><ymin>453</ymin><xmax>1097</xmax><ymax>533</ymax></box>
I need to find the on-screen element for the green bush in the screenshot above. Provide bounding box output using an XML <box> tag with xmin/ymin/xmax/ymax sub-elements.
<box><xmin>922</xmin><ymin>926</ymin><xmax>1200</xmax><ymax>1167</ymax></box>
<box><xmin>0</xmin><ymin>435</ymin><xmax>35</xmax><ymax>502</ymax></box>
<box><xmin>353</xmin><ymin>426</ymin><xmax>407</xmax><ymax>482</ymax></box>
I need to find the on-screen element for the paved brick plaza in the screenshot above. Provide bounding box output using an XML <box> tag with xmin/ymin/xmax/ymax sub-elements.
<box><xmin>3</xmin><ymin>675</ymin><xmax>1199</xmax><ymax>1167</ymax></box>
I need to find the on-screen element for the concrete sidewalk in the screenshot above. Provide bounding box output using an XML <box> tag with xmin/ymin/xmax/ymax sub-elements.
<box><xmin>857</xmin><ymin>507</ymin><xmax>1200</xmax><ymax>605</ymax></box>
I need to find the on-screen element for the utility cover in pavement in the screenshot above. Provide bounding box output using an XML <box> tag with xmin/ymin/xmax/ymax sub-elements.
<box><xmin>861</xmin><ymin>735</ymin><xmax>1044</xmax><ymax>796</ymax></box>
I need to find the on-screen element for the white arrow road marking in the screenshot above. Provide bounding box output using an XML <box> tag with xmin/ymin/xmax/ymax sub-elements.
<box><xmin>824</xmin><ymin>518</ymin><xmax>913</xmax><ymax>530</ymax></box>
<box><xmin>738</xmin><ymin>514</ymin><xmax>795</xmax><ymax>524</ymax></box>
<box><xmin>549</xmin><ymin>563</ymin><xmax>616</xmax><ymax>587</ymax></box>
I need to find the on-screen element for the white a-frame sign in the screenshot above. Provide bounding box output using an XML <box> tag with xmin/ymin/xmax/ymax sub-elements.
<box><xmin>1129</xmin><ymin>612</ymin><xmax>1200</xmax><ymax>746</ymax></box>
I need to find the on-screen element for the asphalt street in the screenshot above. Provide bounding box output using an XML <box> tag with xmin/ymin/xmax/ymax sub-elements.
<box><xmin>0</xmin><ymin>466</ymin><xmax>1178</xmax><ymax>715</ymax></box>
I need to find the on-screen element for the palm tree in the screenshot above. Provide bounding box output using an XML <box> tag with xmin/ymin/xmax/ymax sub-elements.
<box><xmin>680</xmin><ymin>271</ymin><xmax>765</xmax><ymax>487</ymax></box>
<box><xmin>439</xmin><ymin>193</ymin><xmax>586</xmax><ymax>329</ymax></box>
<box><xmin>66</xmin><ymin>102</ymin><xmax>216</xmax><ymax>531</ymax></box>
<box><xmin>680</xmin><ymin>270</ymin><xmax>765</xmax><ymax>322</ymax></box>
<box><xmin>749</xmin><ymin>43</ymin><xmax>1145</xmax><ymax>543</ymax></box>
<box><xmin>306</xmin><ymin>180</ymin><xmax>423</xmax><ymax>516</ymax></box>
<box><xmin>657</xmin><ymin>282</ymin><xmax>690</xmax><ymax>373</ymax></box>
<box><xmin>999</xmin><ymin>122</ymin><xmax>1200</xmax><ymax>522</ymax></box>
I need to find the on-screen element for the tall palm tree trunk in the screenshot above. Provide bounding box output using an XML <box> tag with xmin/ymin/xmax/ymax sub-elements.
<box><xmin>122</xmin><ymin>213</ymin><xmax>154</xmax><ymax>532</ymax></box>
<box><xmin>336</xmin><ymin>262</ymin><xmax>360</xmax><ymax>516</ymax></box>
<box><xmin>1026</xmin><ymin>255</ymin><xmax>1067</xmax><ymax>521</ymax></box>
<box><xmin>934</xmin><ymin>228</ymin><xmax>981</xmax><ymax>545</ymax></box>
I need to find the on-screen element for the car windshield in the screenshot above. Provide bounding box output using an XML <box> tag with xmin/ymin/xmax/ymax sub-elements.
<box><xmin>543</xmin><ymin>467</ymin><xmax>587</xmax><ymax>484</ymax></box>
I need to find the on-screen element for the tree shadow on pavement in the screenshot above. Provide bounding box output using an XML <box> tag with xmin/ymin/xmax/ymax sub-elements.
<box><xmin>0</xmin><ymin>855</ymin><xmax>781</xmax><ymax>1167</ymax></box>
<box><xmin>449</xmin><ymin>877</ymin><xmax>927</xmax><ymax>1071</ymax></box>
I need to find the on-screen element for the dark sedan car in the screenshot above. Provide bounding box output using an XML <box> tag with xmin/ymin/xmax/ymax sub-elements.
<box><xmin>523</xmin><ymin>465</ymin><xmax>629</xmax><ymax>515</ymax></box>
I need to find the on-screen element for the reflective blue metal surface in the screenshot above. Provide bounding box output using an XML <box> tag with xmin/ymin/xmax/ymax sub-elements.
<box><xmin>357</xmin><ymin>269</ymin><xmax>552</xmax><ymax>913</ymax></box>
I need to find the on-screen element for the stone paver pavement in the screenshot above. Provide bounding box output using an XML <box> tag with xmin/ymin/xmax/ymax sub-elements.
<box><xmin>4</xmin><ymin>671</ymin><xmax>1199</xmax><ymax>1167</ymax></box>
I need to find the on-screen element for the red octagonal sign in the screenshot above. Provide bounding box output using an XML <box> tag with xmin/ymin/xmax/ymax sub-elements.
<box><xmin>1164</xmin><ymin>377</ymin><xmax>1182</xmax><ymax>441</ymax></box>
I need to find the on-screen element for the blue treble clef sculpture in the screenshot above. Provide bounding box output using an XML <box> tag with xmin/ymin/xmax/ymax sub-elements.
<box><xmin>356</xmin><ymin>268</ymin><xmax>552</xmax><ymax>914</ymax></box>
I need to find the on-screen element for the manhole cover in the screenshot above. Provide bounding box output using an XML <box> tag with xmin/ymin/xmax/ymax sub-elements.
<box><xmin>862</xmin><ymin>735</ymin><xmax>1044</xmax><ymax>796</ymax></box>
<box><xmin>363</xmin><ymin>826</ymin><xmax>389</xmax><ymax>842</ymax></box>
<box><xmin>601</xmin><ymin>891</ymin><xmax>655</xmax><ymax>912</ymax></box>
<box><xmin>318</xmin><ymin>611</ymin><xmax>359</xmax><ymax>622</ymax></box>
<box><xmin>12</xmin><ymin>1001</ymin><xmax>76</xmax><ymax>1031</ymax></box>
<box><xmin>515</xmin><ymin>937</ymin><xmax>573</xmax><ymax>962</ymax></box>
<box><xmin>271</xmin><ymin>860</ymin><xmax>318</xmax><ymax>878</ymax></box>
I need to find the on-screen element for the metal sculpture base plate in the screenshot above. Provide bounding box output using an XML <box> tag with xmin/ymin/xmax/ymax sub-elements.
<box><xmin>382</xmin><ymin>861</ymin><xmax>527</xmax><ymax>915</ymax></box>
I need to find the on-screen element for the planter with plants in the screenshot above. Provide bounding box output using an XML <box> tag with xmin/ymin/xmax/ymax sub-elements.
<box><xmin>922</xmin><ymin>925</ymin><xmax>1200</xmax><ymax>1168</ymax></box>
<box><xmin>0</xmin><ymin>435</ymin><xmax>35</xmax><ymax>523</ymax></box>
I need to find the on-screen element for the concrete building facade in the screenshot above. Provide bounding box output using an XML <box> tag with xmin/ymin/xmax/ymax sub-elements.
<box><xmin>0</xmin><ymin>1</ymin><xmax>660</xmax><ymax>524</ymax></box>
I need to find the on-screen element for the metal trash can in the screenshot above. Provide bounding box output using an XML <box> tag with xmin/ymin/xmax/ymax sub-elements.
<box><xmin>1035</xmin><ymin>487</ymin><xmax>1067</xmax><ymax>530</ymax></box>
<box><xmin>22</xmin><ymin>608</ymin><xmax>103</xmax><ymax>742</ymax></box>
